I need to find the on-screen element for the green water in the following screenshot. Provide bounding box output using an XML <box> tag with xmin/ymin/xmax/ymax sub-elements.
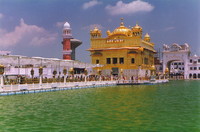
<box><xmin>0</xmin><ymin>80</ymin><xmax>200</xmax><ymax>132</ymax></box>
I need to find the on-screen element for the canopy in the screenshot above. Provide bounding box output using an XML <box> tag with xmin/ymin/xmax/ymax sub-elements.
<box><xmin>0</xmin><ymin>55</ymin><xmax>101</xmax><ymax>69</ymax></box>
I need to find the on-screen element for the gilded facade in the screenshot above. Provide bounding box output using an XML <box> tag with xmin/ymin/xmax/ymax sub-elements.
<box><xmin>88</xmin><ymin>19</ymin><xmax>156</xmax><ymax>78</ymax></box>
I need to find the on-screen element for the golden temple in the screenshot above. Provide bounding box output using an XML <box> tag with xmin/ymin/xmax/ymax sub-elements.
<box><xmin>88</xmin><ymin>19</ymin><xmax>156</xmax><ymax>78</ymax></box>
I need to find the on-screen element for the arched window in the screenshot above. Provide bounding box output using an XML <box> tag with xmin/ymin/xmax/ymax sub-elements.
<box><xmin>193</xmin><ymin>74</ymin><xmax>197</xmax><ymax>79</ymax></box>
<box><xmin>144</xmin><ymin>58</ymin><xmax>148</xmax><ymax>64</ymax></box>
<box><xmin>131</xmin><ymin>58</ymin><xmax>135</xmax><ymax>64</ymax></box>
<box><xmin>189</xmin><ymin>73</ymin><xmax>192</xmax><ymax>78</ymax></box>
<box><xmin>96</xmin><ymin>60</ymin><xmax>99</xmax><ymax>64</ymax></box>
<box><xmin>198</xmin><ymin>74</ymin><xmax>200</xmax><ymax>79</ymax></box>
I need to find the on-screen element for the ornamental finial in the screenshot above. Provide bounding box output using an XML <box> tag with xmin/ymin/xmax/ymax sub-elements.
<box><xmin>120</xmin><ymin>18</ymin><xmax>124</xmax><ymax>26</ymax></box>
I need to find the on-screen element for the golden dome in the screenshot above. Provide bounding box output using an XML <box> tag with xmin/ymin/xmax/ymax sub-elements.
<box><xmin>107</xmin><ymin>18</ymin><xmax>131</xmax><ymax>37</ymax></box>
<box><xmin>93</xmin><ymin>27</ymin><xmax>99</xmax><ymax>31</ymax></box>
<box><xmin>90</xmin><ymin>26</ymin><xmax>101</xmax><ymax>35</ymax></box>
<box><xmin>144</xmin><ymin>33</ymin><xmax>151</xmax><ymax>42</ymax></box>
<box><xmin>134</xmin><ymin>24</ymin><xmax>142</xmax><ymax>29</ymax></box>
<box><xmin>144</xmin><ymin>33</ymin><xmax>150</xmax><ymax>38</ymax></box>
<box><xmin>107</xmin><ymin>30</ymin><xmax>111</xmax><ymax>36</ymax></box>
<box><xmin>132</xmin><ymin>23</ymin><xmax>142</xmax><ymax>31</ymax></box>
<box><xmin>112</xmin><ymin>23</ymin><xmax>131</xmax><ymax>36</ymax></box>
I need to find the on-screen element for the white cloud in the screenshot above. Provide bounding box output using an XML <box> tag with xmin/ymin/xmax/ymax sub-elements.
<box><xmin>56</xmin><ymin>21</ymin><xmax>65</xmax><ymax>28</ymax></box>
<box><xmin>82</xmin><ymin>0</ymin><xmax>102</xmax><ymax>10</ymax></box>
<box><xmin>105</xmin><ymin>0</ymin><xmax>154</xmax><ymax>15</ymax></box>
<box><xmin>82</xmin><ymin>24</ymin><xmax>104</xmax><ymax>30</ymax></box>
<box><xmin>0</xmin><ymin>18</ymin><xmax>57</xmax><ymax>48</ymax></box>
<box><xmin>164</xmin><ymin>26</ymin><xmax>175</xmax><ymax>31</ymax></box>
<box><xmin>0</xmin><ymin>13</ymin><xmax>3</xmax><ymax>19</ymax></box>
<box><xmin>30</xmin><ymin>35</ymin><xmax>57</xmax><ymax>46</ymax></box>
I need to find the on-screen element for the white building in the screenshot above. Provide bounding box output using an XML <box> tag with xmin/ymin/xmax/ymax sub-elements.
<box><xmin>188</xmin><ymin>54</ymin><xmax>200</xmax><ymax>79</ymax></box>
<box><xmin>0</xmin><ymin>55</ymin><xmax>99</xmax><ymax>79</ymax></box>
<box><xmin>0</xmin><ymin>51</ymin><xmax>11</xmax><ymax>55</ymax></box>
<box><xmin>162</xmin><ymin>43</ymin><xmax>200</xmax><ymax>79</ymax></box>
<box><xmin>170</xmin><ymin>61</ymin><xmax>184</xmax><ymax>74</ymax></box>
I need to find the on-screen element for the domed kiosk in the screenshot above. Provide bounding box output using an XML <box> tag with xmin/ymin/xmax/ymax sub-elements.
<box><xmin>63</xmin><ymin>22</ymin><xmax>70</xmax><ymax>29</ymax></box>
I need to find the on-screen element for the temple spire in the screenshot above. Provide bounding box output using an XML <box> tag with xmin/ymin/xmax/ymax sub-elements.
<box><xmin>120</xmin><ymin>18</ymin><xmax>124</xmax><ymax>26</ymax></box>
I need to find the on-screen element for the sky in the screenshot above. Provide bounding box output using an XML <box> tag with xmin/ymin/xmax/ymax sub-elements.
<box><xmin>0</xmin><ymin>0</ymin><xmax>199</xmax><ymax>63</ymax></box>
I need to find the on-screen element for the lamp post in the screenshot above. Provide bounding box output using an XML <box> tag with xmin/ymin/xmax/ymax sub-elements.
<box><xmin>58</xmin><ymin>60</ymin><xmax>61</xmax><ymax>82</ymax></box>
<box><xmin>120</xmin><ymin>68</ymin><xmax>123</xmax><ymax>81</ymax></box>
<box><xmin>31</xmin><ymin>68</ymin><xmax>34</xmax><ymax>79</ymax></box>
<box><xmin>137</xmin><ymin>65</ymin><xmax>141</xmax><ymax>82</ymax></box>
<box><xmin>150</xmin><ymin>65</ymin><xmax>156</xmax><ymax>75</ymax></box>
<box><xmin>39</xmin><ymin>66</ymin><xmax>43</xmax><ymax>87</ymax></box>
<box><xmin>84</xmin><ymin>68</ymin><xmax>88</xmax><ymax>82</ymax></box>
<box><xmin>32</xmin><ymin>57</ymin><xmax>44</xmax><ymax>85</ymax></box>
<box><xmin>110</xmin><ymin>70</ymin><xmax>113</xmax><ymax>81</ymax></box>
<box><xmin>0</xmin><ymin>64</ymin><xmax>4</xmax><ymax>90</ymax></box>
<box><xmin>63</xmin><ymin>68</ymin><xmax>67</xmax><ymax>85</ymax></box>
<box><xmin>164</xmin><ymin>67</ymin><xmax>169</xmax><ymax>79</ymax></box>
<box><xmin>17</xmin><ymin>56</ymin><xmax>20</xmax><ymax>84</ymax></box>
<box><xmin>97</xmin><ymin>69</ymin><xmax>102</xmax><ymax>81</ymax></box>
<box><xmin>150</xmin><ymin>65</ymin><xmax>156</xmax><ymax>81</ymax></box>
<box><xmin>30</xmin><ymin>68</ymin><xmax>34</xmax><ymax>83</ymax></box>
<box><xmin>158</xmin><ymin>72</ymin><xmax>161</xmax><ymax>80</ymax></box>
<box><xmin>53</xmin><ymin>70</ymin><xmax>57</xmax><ymax>82</ymax></box>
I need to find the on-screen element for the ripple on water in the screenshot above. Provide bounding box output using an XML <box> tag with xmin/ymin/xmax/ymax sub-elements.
<box><xmin>0</xmin><ymin>80</ymin><xmax>200</xmax><ymax>132</ymax></box>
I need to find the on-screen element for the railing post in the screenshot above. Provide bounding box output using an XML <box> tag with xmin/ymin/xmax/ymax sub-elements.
<box><xmin>11</xmin><ymin>84</ymin><xmax>13</xmax><ymax>91</ymax></box>
<box><xmin>64</xmin><ymin>75</ymin><xmax>67</xmax><ymax>85</ymax></box>
<box><xmin>39</xmin><ymin>76</ymin><xmax>42</xmax><ymax>88</ymax></box>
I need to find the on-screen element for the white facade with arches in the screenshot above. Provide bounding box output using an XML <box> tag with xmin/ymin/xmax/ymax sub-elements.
<box><xmin>162</xmin><ymin>43</ymin><xmax>190</xmax><ymax>79</ymax></box>
<box><xmin>188</xmin><ymin>55</ymin><xmax>200</xmax><ymax>79</ymax></box>
<box><xmin>162</xmin><ymin>43</ymin><xmax>200</xmax><ymax>79</ymax></box>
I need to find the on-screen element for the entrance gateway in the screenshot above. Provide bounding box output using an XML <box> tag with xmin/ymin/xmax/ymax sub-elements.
<box><xmin>162</xmin><ymin>43</ymin><xmax>190</xmax><ymax>79</ymax></box>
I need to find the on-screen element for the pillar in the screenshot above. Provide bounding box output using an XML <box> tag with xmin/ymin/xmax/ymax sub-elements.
<box><xmin>39</xmin><ymin>75</ymin><xmax>42</xmax><ymax>87</ymax></box>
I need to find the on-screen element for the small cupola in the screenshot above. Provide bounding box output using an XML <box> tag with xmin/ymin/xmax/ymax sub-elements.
<box><xmin>90</xmin><ymin>27</ymin><xmax>102</xmax><ymax>38</ymax></box>
<box><xmin>132</xmin><ymin>23</ymin><xmax>143</xmax><ymax>37</ymax></box>
<box><xmin>144</xmin><ymin>33</ymin><xmax>151</xmax><ymax>42</ymax></box>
